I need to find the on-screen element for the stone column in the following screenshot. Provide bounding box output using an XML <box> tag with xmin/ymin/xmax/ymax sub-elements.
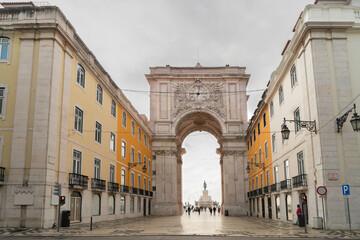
<box><xmin>151</xmin><ymin>138</ymin><xmax>180</xmax><ymax>215</ymax></box>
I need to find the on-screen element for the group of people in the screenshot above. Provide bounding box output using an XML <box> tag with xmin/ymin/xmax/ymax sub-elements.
<box><xmin>185</xmin><ymin>205</ymin><xmax>221</xmax><ymax>215</ymax></box>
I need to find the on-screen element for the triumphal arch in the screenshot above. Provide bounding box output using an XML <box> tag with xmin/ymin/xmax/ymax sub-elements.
<box><xmin>146</xmin><ymin>64</ymin><xmax>250</xmax><ymax>216</ymax></box>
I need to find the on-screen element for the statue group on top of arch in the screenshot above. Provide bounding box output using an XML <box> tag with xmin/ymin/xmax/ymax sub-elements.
<box><xmin>171</xmin><ymin>79</ymin><xmax>226</xmax><ymax>119</ymax></box>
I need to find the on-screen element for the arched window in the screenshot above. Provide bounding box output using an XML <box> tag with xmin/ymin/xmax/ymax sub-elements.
<box><xmin>108</xmin><ymin>195</ymin><xmax>115</xmax><ymax>215</ymax></box>
<box><xmin>76</xmin><ymin>64</ymin><xmax>85</xmax><ymax>88</ymax></box>
<box><xmin>96</xmin><ymin>84</ymin><xmax>103</xmax><ymax>105</ymax></box>
<box><xmin>0</xmin><ymin>37</ymin><xmax>10</xmax><ymax>60</ymax></box>
<box><xmin>92</xmin><ymin>194</ymin><xmax>101</xmax><ymax>216</ymax></box>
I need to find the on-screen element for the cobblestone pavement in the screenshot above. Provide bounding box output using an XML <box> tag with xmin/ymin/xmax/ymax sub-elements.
<box><xmin>0</xmin><ymin>214</ymin><xmax>359</xmax><ymax>239</ymax></box>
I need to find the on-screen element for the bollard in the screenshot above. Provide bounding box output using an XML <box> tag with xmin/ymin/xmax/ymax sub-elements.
<box><xmin>90</xmin><ymin>216</ymin><xmax>93</xmax><ymax>231</ymax></box>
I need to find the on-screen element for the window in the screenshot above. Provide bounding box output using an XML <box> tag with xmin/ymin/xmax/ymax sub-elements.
<box><xmin>110</xmin><ymin>132</ymin><xmax>115</xmax><ymax>151</ymax></box>
<box><xmin>251</xmin><ymin>157</ymin><xmax>253</xmax><ymax>171</ymax></box>
<box><xmin>130</xmin><ymin>147</ymin><xmax>135</xmax><ymax>163</ymax></box>
<box><xmin>137</xmin><ymin>197</ymin><xmax>141</xmax><ymax>212</ymax></box>
<box><xmin>260</xmin><ymin>174</ymin><xmax>263</xmax><ymax>188</ymax></box>
<box><xmin>148</xmin><ymin>139</ymin><xmax>151</xmax><ymax>150</ymax></box>
<box><xmin>138</xmin><ymin>175</ymin><xmax>141</xmax><ymax>189</ymax></box>
<box><xmin>284</xmin><ymin>160</ymin><xmax>289</xmax><ymax>180</ymax></box>
<box><xmin>259</xmin><ymin>148</ymin><xmax>262</xmax><ymax>164</ymax></box>
<box><xmin>144</xmin><ymin>178</ymin><xmax>147</xmax><ymax>191</ymax></box>
<box><xmin>138</xmin><ymin>128</ymin><xmax>142</xmax><ymax>142</ymax></box>
<box><xmin>247</xmin><ymin>141</ymin><xmax>249</xmax><ymax>151</ymax></box>
<box><xmin>96</xmin><ymin>84</ymin><xmax>103</xmax><ymax>105</ymax></box>
<box><xmin>95</xmin><ymin>121</ymin><xmax>102</xmax><ymax>143</ymax></box>
<box><xmin>256</xmin><ymin>176</ymin><xmax>259</xmax><ymax>189</ymax></box>
<box><xmin>76</xmin><ymin>64</ymin><xmax>85</xmax><ymax>88</ymax></box>
<box><xmin>0</xmin><ymin>37</ymin><xmax>10</xmax><ymax>60</ymax></box>
<box><xmin>257</xmin><ymin>123</ymin><xmax>260</xmax><ymax>135</ymax></box>
<box><xmin>130</xmin><ymin>197</ymin><xmax>134</xmax><ymax>213</ymax></box>
<box><xmin>130</xmin><ymin>172</ymin><xmax>134</xmax><ymax>187</ymax></box>
<box><xmin>274</xmin><ymin>166</ymin><xmax>279</xmax><ymax>184</ymax></box>
<box><xmin>263</xmin><ymin>112</ymin><xmax>267</xmax><ymax>127</ymax></box>
<box><xmin>131</xmin><ymin>121</ymin><xmax>135</xmax><ymax>135</ymax></box>
<box><xmin>252</xmin><ymin>179</ymin><xmax>254</xmax><ymax>191</ymax></box>
<box><xmin>73</xmin><ymin>150</ymin><xmax>82</xmax><ymax>174</ymax></box>
<box><xmin>148</xmin><ymin>159</ymin><xmax>151</xmax><ymax>172</ymax></box>
<box><xmin>138</xmin><ymin>152</ymin><xmax>141</xmax><ymax>167</ymax></box>
<box><xmin>110</xmin><ymin>165</ymin><xmax>115</xmax><ymax>182</ymax></box>
<box><xmin>272</xmin><ymin>134</ymin><xmax>276</xmax><ymax>152</ymax></box>
<box><xmin>122</xmin><ymin>111</ymin><xmax>127</xmax><ymax>128</ymax></box>
<box><xmin>290</xmin><ymin>65</ymin><xmax>297</xmax><ymax>88</ymax></box>
<box><xmin>270</xmin><ymin>101</ymin><xmax>274</xmax><ymax>117</ymax></box>
<box><xmin>108</xmin><ymin>195</ymin><xmax>115</xmax><ymax>215</ymax></box>
<box><xmin>297</xmin><ymin>151</ymin><xmax>304</xmax><ymax>175</ymax></box>
<box><xmin>144</xmin><ymin>135</ymin><xmax>147</xmax><ymax>147</ymax></box>
<box><xmin>121</xmin><ymin>169</ymin><xmax>126</xmax><ymax>186</ymax></box>
<box><xmin>74</xmin><ymin>106</ymin><xmax>83</xmax><ymax>133</ymax></box>
<box><xmin>254</xmin><ymin>153</ymin><xmax>257</xmax><ymax>166</ymax></box>
<box><xmin>148</xmin><ymin>180</ymin><xmax>151</xmax><ymax>190</ymax></box>
<box><xmin>94</xmin><ymin>158</ymin><xmax>101</xmax><ymax>179</ymax></box>
<box><xmin>143</xmin><ymin>156</ymin><xmax>147</xmax><ymax>168</ymax></box>
<box><xmin>279</xmin><ymin>85</ymin><xmax>284</xmax><ymax>105</ymax></box>
<box><xmin>253</xmin><ymin>130</ymin><xmax>256</xmax><ymax>142</ymax></box>
<box><xmin>266</xmin><ymin>170</ymin><xmax>270</xmax><ymax>186</ymax></box>
<box><xmin>120</xmin><ymin>196</ymin><xmax>125</xmax><ymax>213</ymax></box>
<box><xmin>0</xmin><ymin>86</ymin><xmax>7</xmax><ymax>119</ymax></box>
<box><xmin>92</xmin><ymin>194</ymin><xmax>101</xmax><ymax>216</ymax></box>
<box><xmin>294</xmin><ymin>107</ymin><xmax>301</xmax><ymax>133</ymax></box>
<box><xmin>250</xmin><ymin>137</ymin><xmax>252</xmax><ymax>146</ymax></box>
<box><xmin>111</xmin><ymin>100</ymin><xmax>116</xmax><ymax>117</ymax></box>
<box><xmin>265</xmin><ymin>141</ymin><xmax>269</xmax><ymax>159</ymax></box>
<box><xmin>121</xmin><ymin>140</ymin><xmax>126</xmax><ymax>158</ymax></box>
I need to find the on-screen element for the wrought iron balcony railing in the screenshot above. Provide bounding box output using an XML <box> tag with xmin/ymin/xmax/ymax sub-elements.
<box><xmin>69</xmin><ymin>173</ymin><xmax>88</xmax><ymax>188</ymax></box>
<box><xmin>264</xmin><ymin>186</ymin><xmax>269</xmax><ymax>194</ymax></box>
<box><xmin>145</xmin><ymin>190</ymin><xmax>149</xmax><ymax>196</ymax></box>
<box><xmin>280</xmin><ymin>179</ymin><xmax>292</xmax><ymax>190</ymax></box>
<box><xmin>130</xmin><ymin>187</ymin><xmax>138</xmax><ymax>194</ymax></box>
<box><xmin>91</xmin><ymin>178</ymin><xmax>106</xmax><ymax>191</ymax></box>
<box><xmin>257</xmin><ymin>188</ymin><xmax>263</xmax><ymax>195</ymax></box>
<box><xmin>0</xmin><ymin>167</ymin><xmax>5</xmax><ymax>182</ymax></box>
<box><xmin>270</xmin><ymin>183</ymin><xmax>280</xmax><ymax>192</ymax></box>
<box><xmin>139</xmin><ymin>189</ymin><xmax>144</xmax><ymax>195</ymax></box>
<box><xmin>120</xmin><ymin>185</ymin><xmax>129</xmax><ymax>193</ymax></box>
<box><xmin>108</xmin><ymin>182</ymin><xmax>119</xmax><ymax>192</ymax></box>
<box><xmin>292</xmin><ymin>174</ymin><xmax>308</xmax><ymax>188</ymax></box>
<box><xmin>150</xmin><ymin>191</ymin><xmax>153</xmax><ymax>197</ymax></box>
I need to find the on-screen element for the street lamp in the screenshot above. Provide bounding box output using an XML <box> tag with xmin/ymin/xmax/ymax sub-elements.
<box><xmin>281</xmin><ymin>118</ymin><xmax>317</xmax><ymax>140</ymax></box>
<box><xmin>128</xmin><ymin>162</ymin><xmax>147</xmax><ymax>173</ymax></box>
<box><xmin>336</xmin><ymin>104</ymin><xmax>360</xmax><ymax>132</ymax></box>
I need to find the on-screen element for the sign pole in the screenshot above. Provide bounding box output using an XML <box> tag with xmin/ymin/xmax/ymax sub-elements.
<box><xmin>304</xmin><ymin>203</ymin><xmax>308</xmax><ymax>233</ymax></box>
<box><xmin>57</xmin><ymin>197</ymin><xmax>61</xmax><ymax>232</ymax></box>
<box><xmin>346</xmin><ymin>196</ymin><xmax>351</xmax><ymax>236</ymax></box>
<box><xmin>321</xmin><ymin>197</ymin><xmax>326</xmax><ymax>230</ymax></box>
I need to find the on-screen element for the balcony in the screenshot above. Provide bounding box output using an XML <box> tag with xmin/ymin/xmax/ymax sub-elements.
<box><xmin>145</xmin><ymin>190</ymin><xmax>149</xmax><ymax>196</ymax></box>
<box><xmin>264</xmin><ymin>186</ymin><xmax>269</xmax><ymax>194</ymax></box>
<box><xmin>292</xmin><ymin>174</ymin><xmax>308</xmax><ymax>188</ymax></box>
<box><xmin>270</xmin><ymin>183</ymin><xmax>280</xmax><ymax>192</ymax></box>
<box><xmin>91</xmin><ymin>178</ymin><xmax>106</xmax><ymax>191</ymax></box>
<box><xmin>120</xmin><ymin>185</ymin><xmax>129</xmax><ymax>193</ymax></box>
<box><xmin>130</xmin><ymin>187</ymin><xmax>138</xmax><ymax>194</ymax></box>
<box><xmin>257</xmin><ymin>188</ymin><xmax>263</xmax><ymax>196</ymax></box>
<box><xmin>0</xmin><ymin>167</ymin><xmax>5</xmax><ymax>182</ymax></box>
<box><xmin>150</xmin><ymin>191</ymin><xmax>153</xmax><ymax>197</ymax></box>
<box><xmin>280</xmin><ymin>179</ymin><xmax>292</xmax><ymax>190</ymax></box>
<box><xmin>108</xmin><ymin>182</ymin><xmax>119</xmax><ymax>192</ymax></box>
<box><xmin>139</xmin><ymin>189</ymin><xmax>144</xmax><ymax>195</ymax></box>
<box><xmin>69</xmin><ymin>173</ymin><xmax>88</xmax><ymax>189</ymax></box>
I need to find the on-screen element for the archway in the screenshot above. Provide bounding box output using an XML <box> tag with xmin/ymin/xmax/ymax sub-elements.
<box><xmin>147</xmin><ymin>64</ymin><xmax>250</xmax><ymax>216</ymax></box>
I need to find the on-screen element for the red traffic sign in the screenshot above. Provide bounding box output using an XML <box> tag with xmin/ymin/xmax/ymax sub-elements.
<box><xmin>317</xmin><ymin>186</ymin><xmax>327</xmax><ymax>195</ymax></box>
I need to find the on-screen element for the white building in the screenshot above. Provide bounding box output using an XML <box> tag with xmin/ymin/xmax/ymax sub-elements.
<box><xmin>265</xmin><ymin>0</ymin><xmax>360</xmax><ymax>230</ymax></box>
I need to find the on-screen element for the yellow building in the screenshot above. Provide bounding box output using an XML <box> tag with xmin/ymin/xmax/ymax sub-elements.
<box><xmin>246</xmin><ymin>90</ymin><xmax>273</xmax><ymax>219</ymax></box>
<box><xmin>0</xmin><ymin>2</ymin><xmax>152</xmax><ymax>228</ymax></box>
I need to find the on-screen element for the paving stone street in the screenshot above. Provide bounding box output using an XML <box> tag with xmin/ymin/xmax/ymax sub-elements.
<box><xmin>0</xmin><ymin>214</ymin><xmax>359</xmax><ymax>239</ymax></box>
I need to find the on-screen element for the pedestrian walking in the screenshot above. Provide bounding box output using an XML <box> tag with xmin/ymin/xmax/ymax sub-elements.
<box><xmin>209</xmin><ymin>207</ymin><xmax>212</xmax><ymax>215</ymax></box>
<box><xmin>296</xmin><ymin>204</ymin><xmax>302</xmax><ymax>225</ymax></box>
<box><xmin>213</xmin><ymin>206</ymin><xmax>216</xmax><ymax>215</ymax></box>
<box><xmin>188</xmin><ymin>205</ymin><xmax>191</xmax><ymax>216</ymax></box>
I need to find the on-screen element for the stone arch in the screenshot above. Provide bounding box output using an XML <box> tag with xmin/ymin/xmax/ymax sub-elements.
<box><xmin>147</xmin><ymin>65</ymin><xmax>249</xmax><ymax>216</ymax></box>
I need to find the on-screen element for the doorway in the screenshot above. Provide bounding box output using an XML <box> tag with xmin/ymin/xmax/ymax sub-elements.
<box><xmin>261</xmin><ymin>198</ymin><xmax>265</xmax><ymax>218</ymax></box>
<box><xmin>268</xmin><ymin>197</ymin><xmax>272</xmax><ymax>219</ymax></box>
<box><xmin>143</xmin><ymin>199</ymin><xmax>146</xmax><ymax>216</ymax></box>
<box><xmin>70</xmin><ymin>191</ymin><xmax>81</xmax><ymax>222</ymax></box>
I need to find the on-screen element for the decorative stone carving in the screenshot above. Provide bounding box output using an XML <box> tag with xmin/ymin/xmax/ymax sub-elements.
<box><xmin>222</xmin><ymin>151</ymin><xmax>244</xmax><ymax>157</ymax></box>
<box><xmin>14</xmin><ymin>186</ymin><xmax>34</xmax><ymax>206</ymax></box>
<box><xmin>171</xmin><ymin>79</ymin><xmax>225</xmax><ymax>119</ymax></box>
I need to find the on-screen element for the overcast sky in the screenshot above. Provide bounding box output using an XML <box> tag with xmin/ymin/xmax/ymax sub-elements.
<box><xmin>3</xmin><ymin>0</ymin><xmax>315</xmax><ymax>205</ymax></box>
